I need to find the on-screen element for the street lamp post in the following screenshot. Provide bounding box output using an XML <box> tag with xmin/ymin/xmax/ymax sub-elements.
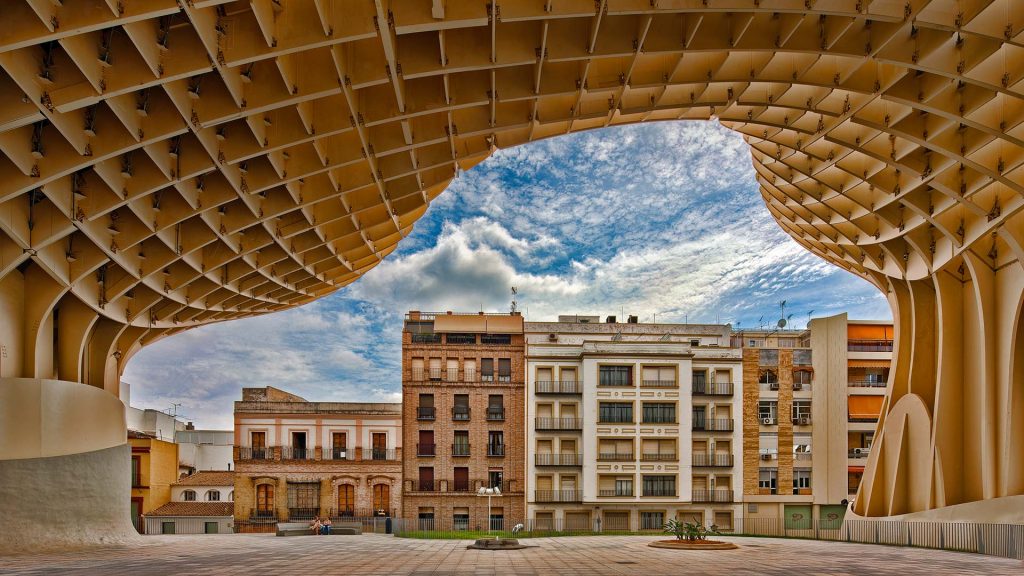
<box><xmin>477</xmin><ymin>486</ymin><xmax>501</xmax><ymax>540</ymax></box>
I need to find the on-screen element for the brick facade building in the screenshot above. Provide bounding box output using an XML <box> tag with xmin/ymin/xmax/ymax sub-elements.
<box><xmin>233</xmin><ymin>387</ymin><xmax>402</xmax><ymax>531</ymax></box>
<box><xmin>401</xmin><ymin>311</ymin><xmax>527</xmax><ymax>529</ymax></box>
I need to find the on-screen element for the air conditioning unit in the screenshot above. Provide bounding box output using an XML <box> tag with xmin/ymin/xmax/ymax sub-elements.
<box><xmin>799</xmin><ymin>416</ymin><xmax>811</xmax><ymax>425</ymax></box>
<box><xmin>760</xmin><ymin>453</ymin><xmax>773</xmax><ymax>461</ymax></box>
<box><xmin>548</xmin><ymin>333</ymin><xmax>558</xmax><ymax>342</ymax></box>
<box><xmin>769</xmin><ymin>382</ymin><xmax>780</xmax><ymax>390</ymax></box>
<box><xmin>762</xmin><ymin>418</ymin><xmax>775</xmax><ymax>425</ymax></box>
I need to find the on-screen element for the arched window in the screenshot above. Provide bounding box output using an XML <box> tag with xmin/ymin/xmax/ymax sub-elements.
<box><xmin>256</xmin><ymin>484</ymin><xmax>274</xmax><ymax>517</ymax></box>
<box><xmin>372</xmin><ymin>483</ymin><xmax>390</xmax><ymax>515</ymax></box>
<box><xmin>338</xmin><ymin>485</ymin><xmax>354</xmax><ymax>516</ymax></box>
<box><xmin>183</xmin><ymin>490</ymin><xmax>196</xmax><ymax>502</ymax></box>
<box><xmin>206</xmin><ymin>489</ymin><xmax>221</xmax><ymax>501</ymax></box>
<box><xmin>228</xmin><ymin>490</ymin><xmax>234</xmax><ymax>501</ymax></box>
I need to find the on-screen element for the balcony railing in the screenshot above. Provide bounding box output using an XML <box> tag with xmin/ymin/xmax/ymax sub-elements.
<box><xmin>640</xmin><ymin>453</ymin><xmax>678</xmax><ymax>462</ymax></box>
<box><xmin>534</xmin><ymin>490</ymin><xmax>583</xmax><ymax>503</ymax></box>
<box><xmin>487</xmin><ymin>444</ymin><xmax>505</xmax><ymax>457</ymax></box>
<box><xmin>410</xmin><ymin>333</ymin><xmax>442</xmax><ymax>344</ymax></box>
<box><xmin>446</xmin><ymin>334</ymin><xmax>477</xmax><ymax>345</ymax></box>
<box><xmin>428</xmin><ymin>368</ymin><xmax>442</xmax><ymax>380</ymax></box>
<box><xmin>692</xmin><ymin>453</ymin><xmax>734</xmax><ymax>467</ymax></box>
<box><xmin>487</xmin><ymin>408</ymin><xmax>505</xmax><ymax>421</ymax></box>
<box><xmin>640</xmin><ymin>380</ymin><xmax>677</xmax><ymax>388</ymax></box>
<box><xmin>417</xmin><ymin>406</ymin><xmax>436</xmax><ymax>420</ymax></box>
<box><xmin>598</xmin><ymin>488</ymin><xmax>634</xmax><ymax>497</ymax></box>
<box><xmin>452</xmin><ymin>407</ymin><xmax>470</xmax><ymax>421</ymax></box>
<box><xmin>411</xmin><ymin>481</ymin><xmax>436</xmax><ymax>492</ymax></box>
<box><xmin>692</xmin><ymin>381</ymin><xmax>734</xmax><ymax>395</ymax></box>
<box><xmin>692</xmin><ymin>489</ymin><xmax>734</xmax><ymax>503</ymax></box>
<box><xmin>535</xmin><ymin>453</ymin><xmax>582</xmax><ymax>466</ymax></box>
<box><xmin>848</xmin><ymin>339</ymin><xmax>893</xmax><ymax>352</ymax></box>
<box><xmin>692</xmin><ymin>418</ymin><xmax>734</xmax><ymax>432</ymax></box>
<box><xmin>849</xmin><ymin>380</ymin><xmax>887</xmax><ymax>388</ymax></box>
<box><xmin>417</xmin><ymin>443</ymin><xmax>436</xmax><ymax>457</ymax></box>
<box><xmin>642</xmin><ymin>488</ymin><xmax>677</xmax><ymax>497</ymax></box>
<box><xmin>464</xmin><ymin>370</ymin><xmax>477</xmax><ymax>382</ymax></box>
<box><xmin>326</xmin><ymin>448</ymin><xmax>355</xmax><ymax>461</ymax></box>
<box><xmin>597</xmin><ymin>452</ymin><xmax>634</xmax><ymax>462</ymax></box>
<box><xmin>250</xmin><ymin>510</ymin><xmax>277</xmax><ymax>520</ymax></box>
<box><xmin>451</xmin><ymin>443</ymin><xmax>470</xmax><ymax>457</ymax></box>
<box><xmin>480</xmin><ymin>334</ymin><xmax>512</xmax><ymax>345</ymax></box>
<box><xmin>535</xmin><ymin>417</ymin><xmax>583</xmax><ymax>431</ymax></box>
<box><xmin>641</xmin><ymin>416</ymin><xmax>677</xmax><ymax>424</ymax></box>
<box><xmin>281</xmin><ymin>446</ymin><xmax>312</xmax><ymax>460</ymax></box>
<box><xmin>445</xmin><ymin>369</ymin><xmax>459</xmax><ymax>381</ymax></box>
<box><xmin>359</xmin><ymin>448</ymin><xmax>396</xmax><ymax>461</ymax></box>
<box><xmin>237</xmin><ymin>446</ymin><xmax>271</xmax><ymax>460</ymax></box>
<box><xmin>535</xmin><ymin>380</ymin><xmax>581</xmax><ymax>394</ymax></box>
<box><xmin>451</xmin><ymin>482</ymin><xmax>472</xmax><ymax>492</ymax></box>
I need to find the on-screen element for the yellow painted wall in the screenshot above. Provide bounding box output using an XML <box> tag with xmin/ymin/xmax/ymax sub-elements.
<box><xmin>129</xmin><ymin>437</ymin><xmax>178</xmax><ymax>514</ymax></box>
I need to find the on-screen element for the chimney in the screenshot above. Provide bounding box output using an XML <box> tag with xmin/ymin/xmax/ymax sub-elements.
<box><xmin>627</xmin><ymin>315</ymin><xmax>639</xmax><ymax>324</ymax></box>
<box><xmin>606</xmin><ymin>316</ymin><xmax>617</xmax><ymax>323</ymax></box>
<box><xmin>186</xmin><ymin>421</ymin><xmax>195</xmax><ymax>430</ymax></box>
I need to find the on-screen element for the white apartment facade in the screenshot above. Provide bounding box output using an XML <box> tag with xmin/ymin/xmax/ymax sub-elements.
<box><xmin>525</xmin><ymin>316</ymin><xmax>743</xmax><ymax>531</ymax></box>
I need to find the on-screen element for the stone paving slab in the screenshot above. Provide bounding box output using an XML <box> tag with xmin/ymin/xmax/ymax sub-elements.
<box><xmin>0</xmin><ymin>534</ymin><xmax>1020</xmax><ymax>575</ymax></box>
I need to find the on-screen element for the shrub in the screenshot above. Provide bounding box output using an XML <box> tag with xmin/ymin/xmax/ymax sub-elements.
<box><xmin>663</xmin><ymin>519</ymin><xmax>721</xmax><ymax>541</ymax></box>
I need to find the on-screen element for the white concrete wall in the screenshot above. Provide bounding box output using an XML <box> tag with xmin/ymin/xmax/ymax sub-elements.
<box><xmin>171</xmin><ymin>485</ymin><xmax>234</xmax><ymax>502</ymax></box>
<box><xmin>144</xmin><ymin>516</ymin><xmax>233</xmax><ymax>535</ymax></box>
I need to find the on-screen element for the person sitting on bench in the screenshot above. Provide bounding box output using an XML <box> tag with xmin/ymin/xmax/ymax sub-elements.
<box><xmin>320</xmin><ymin>516</ymin><xmax>332</xmax><ymax>535</ymax></box>
<box><xmin>310</xmin><ymin>516</ymin><xmax>322</xmax><ymax>535</ymax></box>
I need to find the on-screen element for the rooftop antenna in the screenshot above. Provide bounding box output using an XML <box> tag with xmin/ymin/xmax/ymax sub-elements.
<box><xmin>776</xmin><ymin>300</ymin><xmax>793</xmax><ymax>331</ymax></box>
<box><xmin>168</xmin><ymin>402</ymin><xmax>182</xmax><ymax>417</ymax></box>
<box><xmin>758</xmin><ymin>315</ymin><xmax>765</xmax><ymax>330</ymax></box>
<box><xmin>510</xmin><ymin>287</ymin><xmax>518</xmax><ymax>314</ymax></box>
<box><xmin>805</xmin><ymin>310</ymin><xmax>815</xmax><ymax>329</ymax></box>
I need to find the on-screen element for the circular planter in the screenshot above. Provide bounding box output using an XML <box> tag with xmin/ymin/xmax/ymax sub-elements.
<box><xmin>648</xmin><ymin>539</ymin><xmax>738</xmax><ymax>550</ymax></box>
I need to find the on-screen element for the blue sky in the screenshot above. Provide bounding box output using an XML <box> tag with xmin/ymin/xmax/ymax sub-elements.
<box><xmin>124</xmin><ymin>122</ymin><xmax>890</xmax><ymax>428</ymax></box>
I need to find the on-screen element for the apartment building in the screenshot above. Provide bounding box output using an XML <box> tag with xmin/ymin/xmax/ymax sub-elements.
<box><xmin>736</xmin><ymin>313</ymin><xmax>891</xmax><ymax>527</ymax></box>
<box><xmin>401</xmin><ymin>311</ymin><xmax>526</xmax><ymax>531</ymax></box>
<box><xmin>129</xmin><ymin>430</ymin><xmax>179</xmax><ymax>533</ymax></box>
<box><xmin>525</xmin><ymin>316</ymin><xmax>743</xmax><ymax>532</ymax></box>
<box><xmin>233</xmin><ymin>387</ymin><xmax>402</xmax><ymax>531</ymax></box>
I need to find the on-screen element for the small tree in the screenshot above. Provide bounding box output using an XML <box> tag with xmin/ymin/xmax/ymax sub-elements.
<box><xmin>663</xmin><ymin>519</ymin><xmax>721</xmax><ymax>541</ymax></box>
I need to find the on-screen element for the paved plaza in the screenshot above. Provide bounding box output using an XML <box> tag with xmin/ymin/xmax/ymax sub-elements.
<box><xmin>0</xmin><ymin>534</ymin><xmax>1020</xmax><ymax>575</ymax></box>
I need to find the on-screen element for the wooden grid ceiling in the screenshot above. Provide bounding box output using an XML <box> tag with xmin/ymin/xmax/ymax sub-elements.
<box><xmin>0</xmin><ymin>0</ymin><xmax>1022</xmax><ymax>362</ymax></box>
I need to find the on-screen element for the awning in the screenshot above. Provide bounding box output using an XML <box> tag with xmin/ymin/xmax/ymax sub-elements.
<box><xmin>848</xmin><ymin>466</ymin><xmax>865</xmax><ymax>473</ymax></box>
<box><xmin>849</xmin><ymin>395</ymin><xmax>884</xmax><ymax>419</ymax></box>
<box><xmin>848</xmin><ymin>359</ymin><xmax>891</xmax><ymax>368</ymax></box>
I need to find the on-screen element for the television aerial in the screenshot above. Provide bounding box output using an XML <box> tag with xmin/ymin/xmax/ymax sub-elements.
<box><xmin>776</xmin><ymin>300</ymin><xmax>793</xmax><ymax>329</ymax></box>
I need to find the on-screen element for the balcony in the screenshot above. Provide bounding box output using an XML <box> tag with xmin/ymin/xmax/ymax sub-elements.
<box><xmin>480</xmin><ymin>334</ymin><xmax>512</xmax><ymax>345</ymax></box>
<box><xmin>692</xmin><ymin>453</ymin><xmax>734</xmax><ymax>467</ymax></box>
<box><xmin>535</xmin><ymin>453</ymin><xmax>582</xmax><ymax>466</ymax></box>
<box><xmin>487</xmin><ymin>444</ymin><xmax>505</xmax><ymax>457</ymax></box>
<box><xmin>446</xmin><ymin>334</ymin><xmax>477</xmax><ymax>345</ymax></box>
<box><xmin>597</xmin><ymin>452</ymin><xmax>634</xmax><ymax>462</ymax></box>
<box><xmin>692</xmin><ymin>489</ymin><xmax>734</xmax><ymax>503</ymax></box>
<box><xmin>417</xmin><ymin>406</ymin><xmax>436</xmax><ymax>420</ymax></box>
<box><xmin>641</xmin><ymin>417</ymin><xmax>677</xmax><ymax>425</ymax></box>
<box><xmin>693</xmin><ymin>382</ymin><xmax>734</xmax><ymax>396</ymax></box>
<box><xmin>428</xmin><ymin>368</ymin><xmax>442</xmax><ymax>381</ymax></box>
<box><xmin>598</xmin><ymin>488</ymin><xmax>634</xmax><ymax>497</ymax></box>
<box><xmin>325</xmin><ymin>448</ymin><xmax>355</xmax><ymax>461</ymax></box>
<box><xmin>534</xmin><ymin>490</ymin><xmax>583</xmax><ymax>503</ymax></box>
<box><xmin>281</xmin><ymin>446</ymin><xmax>312</xmax><ymax>460</ymax></box>
<box><xmin>237</xmin><ymin>446</ymin><xmax>271</xmax><ymax>460</ymax></box>
<box><xmin>692</xmin><ymin>418</ymin><xmax>734</xmax><ymax>432</ymax></box>
<box><xmin>849</xmin><ymin>380</ymin><xmax>887</xmax><ymax>388</ymax></box>
<box><xmin>451</xmin><ymin>481</ymin><xmax>472</xmax><ymax>492</ymax></box>
<box><xmin>640</xmin><ymin>379</ymin><xmax>677</xmax><ymax>388</ymax></box>
<box><xmin>416</xmin><ymin>443</ymin><xmax>436</xmax><ymax>457</ymax></box>
<box><xmin>535</xmin><ymin>417</ymin><xmax>582</xmax><ymax>431</ymax></box>
<box><xmin>410</xmin><ymin>481</ymin><xmax>436</xmax><ymax>492</ymax></box>
<box><xmin>452</xmin><ymin>407</ymin><xmax>470</xmax><ymax>421</ymax></box>
<box><xmin>359</xmin><ymin>448</ymin><xmax>397</xmax><ymax>461</ymax></box>
<box><xmin>848</xmin><ymin>339</ymin><xmax>893</xmax><ymax>352</ymax></box>
<box><xmin>451</xmin><ymin>443</ymin><xmax>470</xmax><ymax>457</ymax></box>
<box><xmin>411</xmin><ymin>333</ymin><xmax>442</xmax><ymax>344</ymax></box>
<box><xmin>535</xmin><ymin>380</ymin><xmax>581</xmax><ymax>394</ymax></box>
<box><xmin>642</xmin><ymin>488</ymin><xmax>676</xmax><ymax>497</ymax></box>
<box><xmin>640</xmin><ymin>453</ymin><xmax>678</xmax><ymax>462</ymax></box>
<box><xmin>486</xmin><ymin>408</ymin><xmax>505</xmax><ymax>421</ymax></box>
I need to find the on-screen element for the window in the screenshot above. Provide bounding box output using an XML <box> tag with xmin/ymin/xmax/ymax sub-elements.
<box><xmin>453</xmin><ymin>507</ymin><xmax>470</xmax><ymax>531</ymax></box>
<box><xmin>256</xmin><ymin>484</ymin><xmax>274</xmax><ymax>516</ymax></box>
<box><xmin>490</xmin><ymin>507</ymin><xmax>504</xmax><ymax>531</ymax></box>
<box><xmin>183</xmin><ymin>490</ymin><xmax>196</xmax><ymax>501</ymax></box>
<box><xmin>487</xmin><ymin>395</ymin><xmax>504</xmax><ymax>420</ymax></box>
<box><xmin>418</xmin><ymin>467</ymin><xmax>434</xmax><ymax>491</ymax></box>
<box><xmin>447</xmin><ymin>333</ymin><xmax>476</xmax><ymax>344</ymax></box>
<box><xmin>758</xmin><ymin>469</ymin><xmax>778</xmax><ymax>494</ymax></box>
<box><xmin>759</xmin><ymin>369</ymin><xmax>778</xmax><ymax>384</ymax></box>
<box><xmin>713</xmin><ymin>511</ymin><xmax>733</xmax><ymax>531</ymax></box>
<box><xmin>453</xmin><ymin>430</ymin><xmax>470</xmax><ymax>456</ymax></box>
<box><xmin>792</xmin><ymin>401</ymin><xmax>812</xmax><ymax>424</ymax></box>
<box><xmin>372</xmin><ymin>432</ymin><xmax>388</xmax><ymax>459</ymax></box>
<box><xmin>794</xmin><ymin>470</ymin><xmax>812</xmax><ymax>490</ymax></box>
<box><xmin>373</xmin><ymin>484</ymin><xmax>390</xmax><ymax>514</ymax></box>
<box><xmin>692</xmin><ymin>406</ymin><xmax>707</xmax><ymax>428</ymax></box>
<box><xmin>599</xmin><ymin>402</ymin><xmax>633</xmax><ymax>423</ymax></box>
<box><xmin>131</xmin><ymin>456</ymin><xmax>141</xmax><ymax>487</ymax></box>
<box><xmin>758</xmin><ymin>401</ymin><xmax>778</xmax><ymax>422</ymax></box>
<box><xmin>453</xmin><ymin>394</ymin><xmax>470</xmax><ymax>420</ymax></box>
<box><xmin>640</xmin><ymin>511</ymin><xmax>664</xmax><ymax>530</ymax></box>
<box><xmin>498</xmin><ymin>358</ymin><xmax>511</xmax><ymax>381</ymax></box>
<box><xmin>488</xmin><ymin>431</ymin><xmax>504</xmax><ymax>456</ymax></box>
<box><xmin>488</xmin><ymin>470</ymin><xmax>503</xmax><ymax>490</ymax></box>
<box><xmin>642</xmin><ymin>475</ymin><xmax>676</xmax><ymax>496</ymax></box>
<box><xmin>642</xmin><ymin>402</ymin><xmax>676</xmax><ymax>423</ymax></box>
<box><xmin>206</xmin><ymin>490</ymin><xmax>220</xmax><ymax>502</ymax></box>
<box><xmin>692</xmin><ymin>369</ymin><xmax>707</xmax><ymax>387</ymax></box>
<box><xmin>481</xmin><ymin>358</ymin><xmax>494</xmax><ymax>381</ymax></box>
<box><xmin>482</xmin><ymin>333</ymin><xmax>511</xmax><ymax>345</ymax></box>
<box><xmin>338</xmin><ymin>485</ymin><xmax>354</xmax><ymax>516</ymax></box>
<box><xmin>162</xmin><ymin>521</ymin><xmax>175</xmax><ymax>534</ymax></box>
<box><xmin>599</xmin><ymin>365</ymin><xmax>633</xmax><ymax>386</ymax></box>
<box><xmin>287</xmin><ymin>482</ymin><xmax>320</xmax><ymax>519</ymax></box>
<box><xmin>428</xmin><ymin>357</ymin><xmax>442</xmax><ymax>380</ymax></box>
<box><xmin>418</xmin><ymin>430</ymin><xmax>435</xmax><ymax>456</ymax></box>
<box><xmin>331</xmin><ymin>432</ymin><xmax>347</xmax><ymax>459</ymax></box>
<box><xmin>204</xmin><ymin>521</ymin><xmax>218</xmax><ymax>534</ymax></box>
<box><xmin>641</xmin><ymin>366</ymin><xmax>676</xmax><ymax>387</ymax></box>
<box><xmin>418</xmin><ymin>508</ymin><xmax>435</xmax><ymax>530</ymax></box>
<box><xmin>453</xmin><ymin>467</ymin><xmax>470</xmax><ymax>492</ymax></box>
<box><xmin>417</xmin><ymin>394</ymin><xmax>435</xmax><ymax>420</ymax></box>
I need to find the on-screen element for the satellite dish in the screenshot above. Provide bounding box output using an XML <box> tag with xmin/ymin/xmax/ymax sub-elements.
<box><xmin>777</xmin><ymin>318</ymin><xmax>787</xmax><ymax>328</ymax></box>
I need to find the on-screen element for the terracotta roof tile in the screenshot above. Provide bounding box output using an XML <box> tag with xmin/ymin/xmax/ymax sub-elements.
<box><xmin>146</xmin><ymin>502</ymin><xmax>234</xmax><ymax>517</ymax></box>
<box><xmin>174</xmin><ymin>471</ymin><xmax>236</xmax><ymax>486</ymax></box>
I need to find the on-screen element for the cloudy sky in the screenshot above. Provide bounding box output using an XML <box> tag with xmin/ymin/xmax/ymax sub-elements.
<box><xmin>124</xmin><ymin>121</ymin><xmax>890</xmax><ymax>428</ymax></box>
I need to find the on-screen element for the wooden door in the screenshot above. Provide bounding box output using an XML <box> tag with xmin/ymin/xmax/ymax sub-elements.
<box><xmin>338</xmin><ymin>484</ymin><xmax>354</xmax><ymax>516</ymax></box>
<box><xmin>373</xmin><ymin>484</ymin><xmax>390</xmax><ymax>515</ymax></box>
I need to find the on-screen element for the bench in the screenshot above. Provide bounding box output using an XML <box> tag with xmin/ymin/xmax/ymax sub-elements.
<box><xmin>275</xmin><ymin>522</ymin><xmax>362</xmax><ymax>537</ymax></box>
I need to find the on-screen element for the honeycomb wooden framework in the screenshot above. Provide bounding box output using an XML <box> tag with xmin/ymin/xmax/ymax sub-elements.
<box><xmin>0</xmin><ymin>0</ymin><xmax>1022</xmax><ymax>517</ymax></box>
